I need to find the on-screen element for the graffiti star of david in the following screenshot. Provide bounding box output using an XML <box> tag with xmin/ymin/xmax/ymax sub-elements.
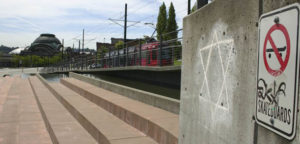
<box><xmin>198</xmin><ymin>32</ymin><xmax>234</xmax><ymax>115</ymax></box>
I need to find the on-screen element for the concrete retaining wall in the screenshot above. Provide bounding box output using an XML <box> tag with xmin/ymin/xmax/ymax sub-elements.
<box><xmin>69</xmin><ymin>72</ymin><xmax>180</xmax><ymax>114</ymax></box>
<box><xmin>180</xmin><ymin>0</ymin><xmax>300</xmax><ymax>144</ymax></box>
<box><xmin>79</xmin><ymin>68</ymin><xmax>181</xmax><ymax>89</ymax></box>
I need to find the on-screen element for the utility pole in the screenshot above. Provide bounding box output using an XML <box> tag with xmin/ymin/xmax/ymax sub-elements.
<box><xmin>72</xmin><ymin>43</ymin><xmax>74</xmax><ymax>70</ymax></box>
<box><xmin>78</xmin><ymin>40</ymin><xmax>80</xmax><ymax>70</ymax></box>
<box><xmin>124</xmin><ymin>3</ymin><xmax>127</xmax><ymax>45</ymax></box>
<box><xmin>144</xmin><ymin>23</ymin><xmax>156</xmax><ymax>38</ymax></box>
<box><xmin>82</xmin><ymin>29</ymin><xmax>85</xmax><ymax>54</ymax></box>
<box><xmin>82</xmin><ymin>29</ymin><xmax>84</xmax><ymax>70</ymax></box>
<box><xmin>62</xmin><ymin>39</ymin><xmax>64</xmax><ymax>60</ymax></box>
<box><xmin>62</xmin><ymin>39</ymin><xmax>64</xmax><ymax>71</ymax></box>
<box><xmin>78</xmin><ymin>40</ymin><xmax>81</xmax><ymax>53</ymax></box>
<box><xmin>108</xmin><ymin>3</ymin><xmax>141</xmax><ymax>66</ymax></box>
<box><xmin>124</xmin><ymin>3</ymin><xmax>128</xmax><ymax>66</ymax></box>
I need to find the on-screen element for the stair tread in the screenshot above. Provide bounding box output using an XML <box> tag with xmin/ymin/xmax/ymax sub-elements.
<box><xmin>63</xmin><ymin>78</ymin><xmax>179</xmax><ymax>137</ymax></box>
<box><xmin>29</xmin><ymin>76</ymin><xmax>97</xmax><ymax>144</ymax></box>
<box><xmin>0</xmin><ymin>76</ymin><xmax>52</xmax><ymax>144</ymax></box>
<box><xmin>49</xmin><ymin>82</ymin><xmax>157</xmax><ymax>143</ymax></box>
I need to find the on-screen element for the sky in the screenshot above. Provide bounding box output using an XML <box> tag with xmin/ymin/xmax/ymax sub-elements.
<box><xmin>0</xmin><ymin>0</ymin><xmax>196</xmax><ymax>50</ymax></box>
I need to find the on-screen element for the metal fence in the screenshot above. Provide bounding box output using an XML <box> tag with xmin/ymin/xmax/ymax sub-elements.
<box><xmin>42</xmin><ymin>29</ymin><xmax>182</xmax><ymax>73</ymax></box>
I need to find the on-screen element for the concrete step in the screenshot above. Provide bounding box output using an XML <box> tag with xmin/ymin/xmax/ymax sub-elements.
<box><xmin>0</xmin><ymin>76</ymin><xmax>52</xmax><ymax>144</ymax></box>
<box><xmin>29</xmin><ymin>76</ymin><xmax>97</xmax><ymax>144</ymax></box>
<box><xmin>0</xmin><ymin>76</ymin><xmax>18</xmax><ymax>144</ymax></box>
<box><xmin>39</xmin><ymin>76</ymin><xmax>158</xmax><ymax>144</ymax></box>
<box><xmin>61</xmin><ymin>78</ymin><xmax>179</xmax><ymax>144</ymax></box>
<box><xmin>0</xmin><ymin>76</ymin><xmax>14</xmax><ymax>106</ymax></box>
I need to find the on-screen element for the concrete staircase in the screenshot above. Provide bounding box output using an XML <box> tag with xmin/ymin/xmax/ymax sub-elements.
<box><xmin>26</xmin><ymin>74</ymin><xmax>178</xmax><ymax>144</ymax></box>
<box><xmin>0</xmin><ymin>74</ymin><xmax>178</xmax><ymax>144</ymax></box>
<box><xmin>29</xmin><ymin>77</ymin><xmax>97</xmax><ymax>144</ymax></box>
<box><xmin>60</xmin><ymin>78</ymin><xmax>179</xmax><ymax>144</ymax></box>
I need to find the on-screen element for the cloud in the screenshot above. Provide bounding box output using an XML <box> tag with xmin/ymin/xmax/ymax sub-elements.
<box><xmin>0</xmin><ymin>0</ymin><xmax>187</xmax><ymax>50</ymax></box>
<box><xmin>0</xmin><ymin>0</ymin><xmax>153</xmax><ymax>19</ymax></box>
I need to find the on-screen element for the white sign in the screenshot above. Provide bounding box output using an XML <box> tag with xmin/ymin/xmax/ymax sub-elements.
<box><xmin>256</xmin><ymin>3</ymin><xmax>300</xmax><ymax>140</ymax></box>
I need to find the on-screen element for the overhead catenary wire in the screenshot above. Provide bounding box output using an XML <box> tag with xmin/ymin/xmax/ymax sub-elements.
<box><xmin>64</xmin><ymin>0</ymin><xmax>186</xmax><ymax>49</ymax></box>
<box><xmin>67</xmin><ymin>1</ymin><xmax>157</xmax><ymax>43</ymax></box>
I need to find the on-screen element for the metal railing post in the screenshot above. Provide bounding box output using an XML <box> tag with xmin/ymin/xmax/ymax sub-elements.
<box><xmin>61</xmin><ymin>58</ymin><xmax>63</xmax><ymax>71</ymax></box>
<box><xmin>139</xmin><ymin>39</ymin><xmax>142</xmax><ymax>66</ymax></box>
<box><xmin>118</xmin><ymin>48</ymin><xmax>120</xmax><ymax>67</ymax></box>
<box><xmin>101</xmin><ymin>51</ymin><xmax>103</xmax><ymax>68</ymax></box>
<box><xmin>188</xmin><ymin>0</ymin><xmax>191</xmax><ymax>14</ymax></box>
<box><xmin>126</xmin><ymin>43</ymin><xmax>128</xmax><ymax>66</ymax></box>
<box><xmin>159</xmin><ymin>35</ymin><xmax>163</xmax><ymax>66</ymax></box>
<box><xmin>95</xmin><ymin>52</ymin><xmax>97</xmax><ymax>68</ymax></box>
<box><xmin>81</xmin><ymin>54</ymin><xmax>83</xmax><ymax>70</ymax></box>
<box><xmin>172</xmin><ymin>46</ymin><xmax>175</xmax><ymax>65</ymax></box>
<box><xmin>86</xmin><ymin>55</ymin><xmax>88</xmax><ymax>69</ymax></box>
<box><xmin>109</xmin><ymin>47</ymin><xmax>111</xmax><ymax>68</ymax></box>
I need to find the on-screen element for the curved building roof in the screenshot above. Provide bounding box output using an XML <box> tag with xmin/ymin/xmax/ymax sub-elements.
<box><xmin>33</xmin><ymin>34</ymin><xmax>61</xmax><ymax>45</ymax></box>
<box><xmin>9</xmin><ymin>47</ymin><xmax>27</xmax><ymax>54</ymax></box>
<box><xmin>20</xmin><ymin>33</ymin><xmax>62</xmax><ymax>56</ymax></box>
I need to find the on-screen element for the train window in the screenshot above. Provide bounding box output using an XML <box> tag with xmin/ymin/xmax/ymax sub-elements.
<box><xmin>162</xmin><ymin>49</ymin><xmax>170</xmax><ymax>59</ymax></box>
<box><xmin>147</xmin><ymin>51</ymin><xmax>150</xmax><ymax>64</ymax></box>
<box><xmin>142</xmin><ymin>50</ymin><xmax>147</xmax><ymax>58</ymax></box>
<box><xmin>152</xmin><ymin>49</ymin><xmax>157</xmax><ymax>60</ymax></box>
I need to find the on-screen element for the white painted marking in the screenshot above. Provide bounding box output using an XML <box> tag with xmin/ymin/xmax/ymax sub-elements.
<box><xmin>198</xmin><ymin>30</ymin><xmax>234</xmax><ymax>123</ymax></box>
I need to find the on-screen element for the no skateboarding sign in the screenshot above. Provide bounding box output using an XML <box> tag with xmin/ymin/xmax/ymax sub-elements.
<box><xmin>256</xmin><ymin>3</ymin><xmax>300</xmax><ymax>140</ymax></box>
<box><xmin>263</xmin><ymin>23</ymin><xmax>290</xmax><ymax>77</ymax></box>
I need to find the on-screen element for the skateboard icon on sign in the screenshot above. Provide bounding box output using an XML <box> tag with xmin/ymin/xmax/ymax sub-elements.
<box><xmin>266</xmin><ymin>46</ymin><xmax>286</xmax><ymax>58</ymax></box>
<box><xmin>263</xmin><ymin>23</ymin><xmax>290</xmax><ymax>77</ymax></box>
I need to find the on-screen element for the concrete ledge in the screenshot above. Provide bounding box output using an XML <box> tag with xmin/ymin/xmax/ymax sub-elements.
<box><xmin>69</xmin><ymin>72</ymin><xmax>180</xmax><ymax>114</ymax></box>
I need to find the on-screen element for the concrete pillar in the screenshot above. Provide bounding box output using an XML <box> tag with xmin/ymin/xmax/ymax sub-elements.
<box><xmin>263</xmin><ymin>0</ymin><xmax>300</xmax><ymax>13</ymax></box>
<box><xmin>180</xmin><ymin>0</ymin><xmax>300</xmax><ymax>143</ymax></box>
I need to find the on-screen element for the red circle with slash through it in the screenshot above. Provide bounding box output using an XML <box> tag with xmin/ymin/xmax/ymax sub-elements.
<box><xmin>263</xmin><ymin>23</ymin><xmax>290</xmax><ymax>77</ymax></box>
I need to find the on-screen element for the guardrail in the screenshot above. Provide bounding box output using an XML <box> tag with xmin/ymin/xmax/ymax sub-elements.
<box><xmin>42</xmin><ymin>29</ymin><xmax>182</xmax><ymax>73</ymax></box>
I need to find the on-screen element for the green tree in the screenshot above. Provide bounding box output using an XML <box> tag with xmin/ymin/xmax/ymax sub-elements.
<box><xmin>31</xmin><ymin>55</ymin><xmax>40</xmax><ymax>66</ymax></box>
<box><xmin>191</xmin><ymin>3</ymin><xmax>197</xmax><ymax>13</ymax></box>
<box><xmin>115</xmin><ymin>41</ymin><xmax>124</xmax><ymax>50</ymax></box>
<box><xmin>98</xmin><ymin>46</ymin><xmax>108</xmax><ymax>59</ymax></box>
<box><xmin>49</xmin><ymin>55</ymin><xmax>61</xmax><ymax>65</ymax></box>
<box><xmin>12</xmin><ymin>55</ymin><xmax>21</xmax><ymax>67</ymax></box>
<box><xmin>166</xmin><ymin>2</ymin><xmax>178</xmax><ymax>40</ymax></box>
<box><xmin>156</xmin><ymin>2</ymin><xmax>167</xmax><ymax>40</ymax></box>
<box><xmin>11</xmin><ymin>54</ymin><xmax>63</xmax><ymax>67</ymax></box>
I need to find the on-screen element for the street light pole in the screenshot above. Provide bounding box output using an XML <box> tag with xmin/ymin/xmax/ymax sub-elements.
<box><xmin>144</xmin><ymin>23</ymin><xmax>156</xmax><ymax>38</ymax></box>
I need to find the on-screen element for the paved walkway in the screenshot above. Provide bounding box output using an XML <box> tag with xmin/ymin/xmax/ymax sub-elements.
<box><xmin>0</xmin><ymin>68</ymin><xmax>41</xmax><ymax>77</ymax></box>
<box><xmin>0</xmin><ymin>76</ymin><xmax>51</xmax><ymax>144</ymax></box>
